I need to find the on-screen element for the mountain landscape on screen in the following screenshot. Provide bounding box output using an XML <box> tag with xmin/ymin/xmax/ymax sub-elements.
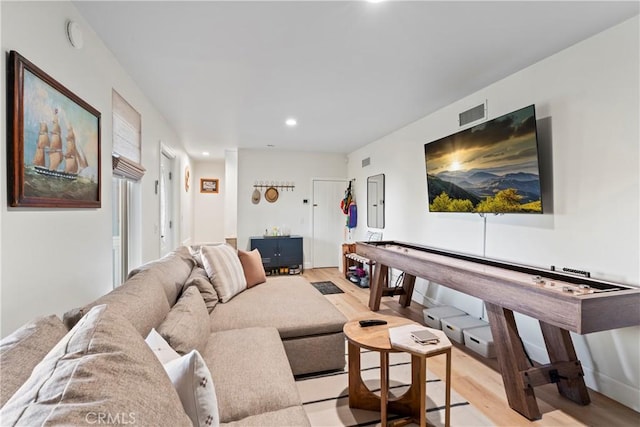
<box><xmin>424</xmin><ymin>105</ymin><xmax>543</xmax><ymax>213</ymax></box>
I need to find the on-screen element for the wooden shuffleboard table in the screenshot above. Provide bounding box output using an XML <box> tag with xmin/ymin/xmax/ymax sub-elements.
<box><xmin>356</xmin><ymin>240</ymin><xmax>640</xmax><ymax>421</ymax></box>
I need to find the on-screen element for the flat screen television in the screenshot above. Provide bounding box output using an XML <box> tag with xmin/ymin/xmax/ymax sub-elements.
<box><xmin>424</xmin><ymin>104</ymin><xmax>543</xmax><ymax>214</ymax></box>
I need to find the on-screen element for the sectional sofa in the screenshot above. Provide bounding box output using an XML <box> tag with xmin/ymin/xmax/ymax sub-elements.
<box><xmin>0</xmin><ymin>244</ymin><xmax>347</xmax><ymax>426</ymax></box>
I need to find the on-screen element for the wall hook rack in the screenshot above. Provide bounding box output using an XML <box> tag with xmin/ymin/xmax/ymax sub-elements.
<box><xmin>253</xmin><ymin>181</ymin><xmax>295</xmax><ymax>191</ymax></box>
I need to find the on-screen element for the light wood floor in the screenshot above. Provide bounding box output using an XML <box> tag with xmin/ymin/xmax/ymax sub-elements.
<box><xmin>303</xmin><ymin>267</ymin><xmax>640</xmax><ymax>427</ymax></box>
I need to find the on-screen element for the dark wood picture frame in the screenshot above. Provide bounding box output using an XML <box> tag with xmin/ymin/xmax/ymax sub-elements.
<box><xmin>200</xmin><ymin>178</ymin><xmax>219</xmax><ymax>193</ymax></box>
<box><xmin>7</xmin><ymin>51</ymin><xmax>101</xmax><ymax>208</ymax></box>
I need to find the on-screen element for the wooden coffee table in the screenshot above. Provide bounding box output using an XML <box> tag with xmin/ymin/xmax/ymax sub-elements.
<box><xmin>343</xmin><ymin>314</ymin><xmax>451</xmax><ymax>427</ymax></box>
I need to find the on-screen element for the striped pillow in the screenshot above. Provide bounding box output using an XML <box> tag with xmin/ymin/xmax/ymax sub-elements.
<box><xmin>201</xmin><ymin>244</ymin><xmax>247</xmax><ymax>303</ymax></box>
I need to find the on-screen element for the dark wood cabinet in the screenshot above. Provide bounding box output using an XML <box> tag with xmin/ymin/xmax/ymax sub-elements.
<box><xmin>250</xmin><ymin>236</ymin><xmax>303</xmax><ymax>275</ymax></box>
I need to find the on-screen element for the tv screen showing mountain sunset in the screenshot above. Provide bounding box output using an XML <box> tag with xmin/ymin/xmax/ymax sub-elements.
<box><xmin>424</xmin><ymin>105</ymin><xmax>543</xmax><ymax>213</ymax></box>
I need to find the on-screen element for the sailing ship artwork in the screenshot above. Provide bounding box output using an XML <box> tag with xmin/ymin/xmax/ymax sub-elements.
<box><xmin>8</xmin><ymin>50</ymin><xmax>101</xmax><ymax>208</ymax></box>
<box><xmin>30</xmin><ymin>108</ymin><xmax>92</xmax><ymax>180</ymax></box>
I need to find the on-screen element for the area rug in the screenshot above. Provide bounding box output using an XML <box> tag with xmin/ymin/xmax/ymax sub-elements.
<box><xmin>311</xmin><ymin>281</ymin><xmax>345</xmax><ymax>295</ymax></box>
<box><xmin>296</xmin><ymin>345</ymin><xmax>494</xmax><ymax>426</ymax></box>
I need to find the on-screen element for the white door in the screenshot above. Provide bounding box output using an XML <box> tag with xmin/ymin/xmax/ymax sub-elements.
<box><xmin>159</xmin><ymin>151</ymin><xmax>174</xmax><ymax>256</ymax></box>
<box><xmin>312</xmin><ymin>179</ymin><xmax>348</xmax><ymax>268</ymax></box>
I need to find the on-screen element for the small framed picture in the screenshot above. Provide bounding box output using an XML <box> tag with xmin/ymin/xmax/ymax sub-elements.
<box><xmin>200</xmin><ymin>178</ymin><xmax>219</xmax><ymax>194</ymax></box>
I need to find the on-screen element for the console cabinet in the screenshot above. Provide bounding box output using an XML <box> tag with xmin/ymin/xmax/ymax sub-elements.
<box><xmin>250</xmin><ymin>236</ymin><xmax>303</xmax><ymax>275</ymax></box>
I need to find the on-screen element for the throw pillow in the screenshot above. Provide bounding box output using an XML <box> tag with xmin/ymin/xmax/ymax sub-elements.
<box><xmin>185</xmin><ymin>266</ymin><xmax>219</xmax><ymax>312</ymax></box>
<box><xmin>238</xmin><ymin>249</ymin><xmax>267</xmax><ymax>288</ymax></box>
<box><xmin>201</xmin><ymin>244</ymin><xmax>247</xmax><ymax>303</ymax></box>
<box><xmin>0</xmin><ymin>315</ymin><xmax>68</xmax><ymax>407</ymax></box>
<box><xmin>164</xmin><ymin>350</ymin><xmax>220</xmax><ymax>427</ymax></box>
<box><xmin>157</xmin><ymin>286</ymin><xmax>210</xmax><ymax>355</ymax></box>
<box><xmin>188</xmin><ymin>245</ymin><xmax>205</xmax><ymax>268</ymax></box>
<box><xmin>146</xmin><ymin>328</ymin><xmax>181</xmax><ymax>364</ymax></box>
<box><xmin>0</xmin><ymin>305</ymin><xmax>191</xmax><ymax>426</ymax></box>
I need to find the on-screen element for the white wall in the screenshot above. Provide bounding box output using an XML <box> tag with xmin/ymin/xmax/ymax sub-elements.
<box><xmin>179</xmin><ymin>155</ymin><xmax>195</xmax><ymax>247</ymax></box>
<box><xmin>0</xmin><ymin>1</ymin><xmax>193</xmax><ymax>336</ymax></box>
<box><xmin>237</xmin><ymin>149</ymin><xmax>347</xmax><ymax>268</ymax></box>
<box><xmin>224</xmin><ymin>149</ymin><xmax>238</xmax><ymax>240</ymax></box>
<box><xmin>347</xmin><ymin>17</ymin><xmax>640</xmax><ymax>410</ymax></box>
<box><xmin>193</xmin><ymin>160</ymin><xmax>225</xmax><ymax>243</ymax></box>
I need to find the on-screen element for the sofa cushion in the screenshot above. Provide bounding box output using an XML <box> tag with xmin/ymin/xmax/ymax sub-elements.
<box><xmin>158</xmin><ymin>286</ymin><xmax>210</xmax><ymax>355</ymax></box>
<box><xmin>185</xmin><ymin>266</ymin><xmax>219</xmax><ymax>312</ymax></box>
<box><xmin>146</xmin><ymin>328</ymin><xmax>181</xmax><ymax>364</ymax></box>
<box><xmin>127</xmin><ymin>245</ymin><xmax>196</xmax><ymax>306</ymax></box>
<box><xmin>164</xmin><ymin>350</ymin><xmax>220</xmax><ymax>427</ymax></box>
<box><xmin>201</xmin><ymin>327</ymin><xmax>301</xmax><ymax>423</ymax></box>
<box><xmin>62</xmin><ymin>268</ymin><xmax>171</xmax><ymax>337</ymax></box>
<box><xmin>238</xmin><ymin>249</ymin><xmax>267</xmax><ymax>288</ymax></box>
<box><xmin>209</xmin><ymin>276</ymin><xmax>346</xmax><ymax>339</ymax></box>
<box><xmin>0</xmin><ymin>315</ymin><xmax>68</xmax><ymax>407</ymax></box>
<box><xmin>283</xmin><ymin>332</ymin><xmax>346</xmax><ymax>376</ymax></box>
<box><xmin>201</xmin><ymin>244</ymin><xmax>247</xmax><ymax>303</ymax></box>
<box><xmin>221</xmin><ymin>406</ymin><xmax>310</xmax><ymax>427</ymax></box>
<box><xmin>0</xmin><ymin>305</ymin><xmax>191</xmax><ymax>426</ymax></box>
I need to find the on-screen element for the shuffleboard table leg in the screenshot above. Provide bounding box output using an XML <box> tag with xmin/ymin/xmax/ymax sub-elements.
<box><xmin>368</xmin><ymin>263</ymin><xmax>388</xmax><ymax>311</ymax></box>
<box><xmin>485</xmin><ymin>302</ymin><xmax>542</xmax><ymax>420</ymax></box>
<box><xmin>398</xmin><ymin>274</ymin><xmax>417</xmax><ymax>307</ymax></box>
<box><xmin>539</xmin><ymin>321</ymin><xmax>591</xmax><ymax>405</ymax></box>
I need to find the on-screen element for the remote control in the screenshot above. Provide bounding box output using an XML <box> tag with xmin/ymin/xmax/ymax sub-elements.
<box><xmin>359</xmin><ymin>319</ymin><xmax>388</xmax><ymax>327</ymax></box>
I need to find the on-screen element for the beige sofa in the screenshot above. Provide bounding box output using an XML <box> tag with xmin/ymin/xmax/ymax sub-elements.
<box><xmin>0</xmin><ymin>245</ymin><xmax>347</xmax><ymax>426</ymax></box>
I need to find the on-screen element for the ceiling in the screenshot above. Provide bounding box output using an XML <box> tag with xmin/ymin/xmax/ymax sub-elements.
<box><xmin>74</xmin><ymin>1</ymin><xmax>639</xmax><ymax>160</ymax></box>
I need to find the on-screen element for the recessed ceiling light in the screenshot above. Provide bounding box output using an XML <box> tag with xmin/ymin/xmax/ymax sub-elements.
<box><xmin>202</xmin><ymin>151</ymin><xmax>210</xmax><ymax>156</ymax></box>
<box><xmin>285</xmin><ymin>118</ymin><xmax>297</xmax><ymax>127</ymax></box>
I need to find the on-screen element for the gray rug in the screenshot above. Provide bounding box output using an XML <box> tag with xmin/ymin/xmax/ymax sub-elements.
<box><xmin>311</xmin><ymin>281</ymin><xmax>345</xmax><ymax>295</ymax></box>
<box><xmin>296</xmin><ymin>344</ymin><xmax>494</xmax><ymax>426</ymax></box>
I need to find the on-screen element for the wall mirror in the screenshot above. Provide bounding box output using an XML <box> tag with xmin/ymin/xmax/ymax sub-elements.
<box><xmin>367</xmin><ymin>174</ymin><xmax>385</xmax><ymax>228</ymax></box>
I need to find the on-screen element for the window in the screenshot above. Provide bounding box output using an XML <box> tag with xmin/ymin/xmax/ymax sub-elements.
<box><xmin>111</xmin><ymin>90</ymin><xmax>143</xmax><ymax>286</ymax></box>
<box><xmin>112</xmin><ymin>178</ymin><xmax>130</xmax><ymax>286</ymax></box>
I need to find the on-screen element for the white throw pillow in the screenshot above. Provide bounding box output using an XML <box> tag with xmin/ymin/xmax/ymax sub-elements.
<box><xmin>145</xmin><ymin>328</ymin><xmax>180</xmax><ymax>364</ymax></box>
<box><xmin>163</xmin><ymin>350</ymin><xmax>220</xmax><ymax>427</ymax></box>
<box><xmin>201</xmin><ymin>244</ymin><xmax>247</xmax><ymax>302</ymax></box>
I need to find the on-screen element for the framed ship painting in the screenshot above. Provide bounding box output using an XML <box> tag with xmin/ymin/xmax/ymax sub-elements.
<box><xmin>7</xmin><ymin>51</ymin><xmax>101</xmax><ymax>208</ymax></box>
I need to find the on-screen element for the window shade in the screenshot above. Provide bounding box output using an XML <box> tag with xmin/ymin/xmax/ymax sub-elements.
<box><xmin>112</xmin><ymin>90</ymin><xmax>144</xmax><ymax>180</ymax></box>
<box><xmin>112</xmin><ymin>153</ymin><xmax>146</xmax><ymax>181</ymax></box>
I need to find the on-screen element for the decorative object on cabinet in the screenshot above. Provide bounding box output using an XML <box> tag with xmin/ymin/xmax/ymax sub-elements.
<box><xmin>250</xmin><ymin>236</ymin><xmax>303</xmax><ymax>275</ymax></box>
<box><xmin>7</xmin><ymin>51</ymin><xmax>101</xmax><ymax>208</ymax></box>
<box><xmin>200</xmin><ymin>178</ymin><xmax>219</xmax><ymax>193</ymax></box>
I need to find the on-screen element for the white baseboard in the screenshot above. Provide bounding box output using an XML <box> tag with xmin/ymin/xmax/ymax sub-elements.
<box><xmin>411</xmin><ymin>292</ymin><xmax>439</xmax><ymax>309</ymax></box>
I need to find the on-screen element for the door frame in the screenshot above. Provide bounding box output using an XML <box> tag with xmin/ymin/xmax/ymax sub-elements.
<box><xmin>311</xmin><ymin>178</ymin><xmax>348</xmax><ymax>269</ymax></box>
<box><xmin>159</xmin><ymin>142</ymin><xmax>176</xmax><ymax>256</ymax></box>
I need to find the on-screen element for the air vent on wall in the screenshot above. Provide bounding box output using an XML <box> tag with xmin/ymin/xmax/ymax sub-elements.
<box><xmin>362</xmin><ymin>157</ymin><xmax>371</xmax><ymax>167</ymax></box>
<box><xmin>459</xmin><ymin>103</ymin><xmax>486</xmax><ymax>127</ymax></box>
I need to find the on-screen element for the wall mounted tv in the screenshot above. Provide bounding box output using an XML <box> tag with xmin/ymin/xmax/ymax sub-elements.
<box><xmin>424</xmin><ymin>104</ymin><xmax>543</xmax><ymax>214</ymax></box>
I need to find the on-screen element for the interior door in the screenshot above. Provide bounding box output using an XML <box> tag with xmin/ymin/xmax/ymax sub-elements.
<box><xmin>312</xmin><ymin>179</ymin><xmax>348</xmax><ymax>268</ymax></box>
<box><xmin>159</xmin><ymin>151</ymin><xmax>174</xmax><ymax>256</ymax></box>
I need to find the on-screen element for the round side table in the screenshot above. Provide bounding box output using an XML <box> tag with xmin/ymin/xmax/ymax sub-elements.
<box><xmin>343</xmin><ymin>314</ymin><xmax>451</xmax><ymax>427</ymax></box>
